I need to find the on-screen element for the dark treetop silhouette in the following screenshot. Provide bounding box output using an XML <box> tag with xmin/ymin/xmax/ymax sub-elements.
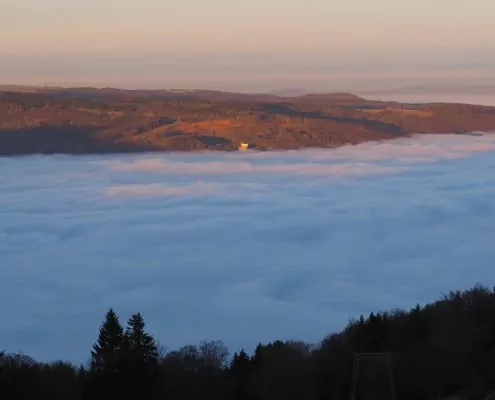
<box><xmin>2</xmin><ymin>284</ymin><xmax>495</xmax><ymax>400</ymax></box>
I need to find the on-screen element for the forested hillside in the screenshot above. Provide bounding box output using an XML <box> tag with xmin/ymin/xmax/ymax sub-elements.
<box><xmin>2</xmin><ymin>284</ymin><xmax>495</xmax><ymax>400</ymax></box>
<box><xmin>1</xmin><ymin>87</ymin><xmax>495</xmax><ymax>155</ymax></box>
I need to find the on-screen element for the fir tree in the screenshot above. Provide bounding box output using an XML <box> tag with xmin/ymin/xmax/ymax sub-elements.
<box><xmin>121</xmin><ymin>313</ymin><xmax>159</xmax><ymax>399</ymax></box>
<box><xmin>124</xmin><ymin>312</ymin><xmax>158</xmax><ymax>364</ymax></box>
<box><xmin>90</xmin><ymin>308</ymin><xmax>124</xmax><ymax>373</ymax></box>
<box><xmin>231</xmin><ymin>349</ymin><xmax>253</xmax><ymax>400</ymax></box>
<box><xmin>230</xmin><ymin>349</ymin><xmax>250</xmax><ymax>375</ymax></box>
<box><xmin>89</xmin><ymin>309</ymin><xmax>124</xmax><ymax>400</ymax></box>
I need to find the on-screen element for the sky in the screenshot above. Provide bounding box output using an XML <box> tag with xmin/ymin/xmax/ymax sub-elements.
<box><xmin>2</xmin><ymin>133</ymin><xmax>495</xmax><ymax>363</ymax></box>
<box><xmin>1</xmin><ymin>0</ymin><xmax>495</xmax><ymax>90</ymax></box>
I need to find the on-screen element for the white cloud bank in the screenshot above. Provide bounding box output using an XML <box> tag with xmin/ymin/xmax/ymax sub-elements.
<box><xmin>100</xmin><ymin>134</ymin><xmax>495</xmax><ymax>178</ymax></box>
<box><xmin>105</xmin><ymin>183</ymin><xmax>223</xmax><ymax>198</ymax></box>
<box><xmin>1</xmin><ymin>133</ymin><xmax>495</xmax><ymax>363</ymax></box>
<box><xmin>103</xmin><ymin>158</ymin><xmax>402</xmax><ymax>177</ymax></box>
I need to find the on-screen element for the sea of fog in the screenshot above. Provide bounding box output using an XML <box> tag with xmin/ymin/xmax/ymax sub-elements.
<box><xmin>2</xmin><ymin>133</ymin><xmax>495</xmax><ymax>363</ymax></box>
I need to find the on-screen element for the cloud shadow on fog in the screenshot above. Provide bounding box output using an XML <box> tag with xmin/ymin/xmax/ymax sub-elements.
<box><xmin>1</xmin><ymin>134</ymin><xmax>495</xmax><ymax>363</ymax></box>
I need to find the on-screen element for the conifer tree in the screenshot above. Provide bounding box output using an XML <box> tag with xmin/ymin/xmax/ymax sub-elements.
<box><xmin>231</xmin><ymin>349</ymin><xmax>253</xmax><ymax>400</ymax></box>
<box><xmin>121</xmin><ymin>313</ymin><xmax>159</xmax><ymax>399</ymax></box>
<box><xmin>89</xmin><ymin>309</ymin><xmax>124</xmax><ymax>400</ymax></box>
<box><xmin>124</xmin><ymin>312</ymin><xmax>158</xmax><ymax>364</ymax></box>
<box><xmin>230</xmin><ymin>349</ymin><xmax>250</xmax><ymax>375</ymax></box>
<box><xmin>90</xmin><ymin>308</ymin><xmax>124</xmax><ymax>373</ymax></box>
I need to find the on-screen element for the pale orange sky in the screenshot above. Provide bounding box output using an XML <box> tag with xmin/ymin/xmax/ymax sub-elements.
<box><xmin>1</xmin><ymin>0</ymin><xmax>495</xmax><ymax>91</ymax></box>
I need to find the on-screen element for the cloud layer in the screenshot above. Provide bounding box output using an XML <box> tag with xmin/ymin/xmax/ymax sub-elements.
<box><xmin>2</xmin><ymin>134</ymin><xmax>495</xmax><ymax>363</ymax></box>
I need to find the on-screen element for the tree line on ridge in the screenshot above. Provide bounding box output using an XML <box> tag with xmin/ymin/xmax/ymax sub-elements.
<box><xmin>2</xmin><ymin>284</ymin><xmax>495</xmax><ymax>400</ymax></box>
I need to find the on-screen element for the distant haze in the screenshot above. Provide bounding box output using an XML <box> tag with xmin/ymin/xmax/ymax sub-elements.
<box><xmin>1</xmin><ymin>0</ymin><xmax>495</xmax><ymax>91</ymax></box>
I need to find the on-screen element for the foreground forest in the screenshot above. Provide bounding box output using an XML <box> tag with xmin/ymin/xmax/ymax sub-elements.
<box><xmin>1</xmin><ymin>86</ymin><xmax>495</xmax><ymax>154</ymax></box>
<box><xmin>2</xmin><ymin>285</ymin><xmax>495</xmax><ymax>400</ymax></box>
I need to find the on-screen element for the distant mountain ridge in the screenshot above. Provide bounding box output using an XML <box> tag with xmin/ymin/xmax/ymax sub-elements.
<box><xmin>267</xmin><ymin>88</ymin><xmax>312</xmax><ymax>97</ymax></box>
<box><xmin>1</xmin><ymin>86</ymin><xmax>495</xmax><ymax>155</ymax></box>
<box><xmin>361</xmin><ymin>84</ymin><xmax>495</xmax><ymax>96</ymax></box>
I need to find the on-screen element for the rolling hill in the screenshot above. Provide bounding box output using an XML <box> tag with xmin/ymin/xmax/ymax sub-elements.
<box><xmin>1</xmin><ymin>86</ymin><xmax>495</xmax><ymax>155</ymax></box>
